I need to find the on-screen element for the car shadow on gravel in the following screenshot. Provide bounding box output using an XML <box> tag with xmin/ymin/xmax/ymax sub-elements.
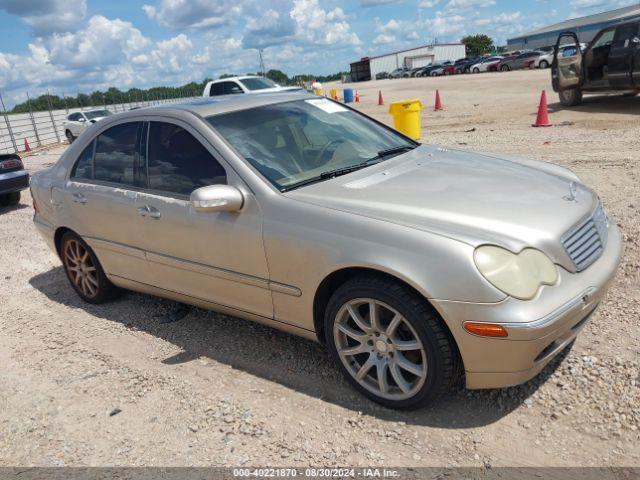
<box><xmin>31</xmin><ymin>266</ymin><xmax>569</xmax><ymax>429</ymax></box>
<box><xmin>0</xmin><ymin>203</ymin><xmax>29</xmax><ymax>215</ymax></box>
<box><xmin>548</xmin><ymin>93</ymin><xmax>640</xmax><ymax>115</ymax></box>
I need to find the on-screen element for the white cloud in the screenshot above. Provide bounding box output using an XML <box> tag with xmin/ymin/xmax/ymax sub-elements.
<box><xmin>290</xmin><ymin>0</ymin><xmax>361</xmax><ymax>46</ymax></box>
<box><xmin>418</xmin><ymin>0</ymin><xmax>441</xmax><ymax>8</ymax></box>
<box><xmin>142</xmin><ymin>0</ymin><xmax>240</xmax><ymax>29</ymax></box>
<box><xmin>373</xmin><ymin>33</ymin><xmax>396</xmax><ymax>44</ymax></box>
<box><xmin>445</xmin><ymin>0</ymin><xmax>495</xmax><ymax>10</ymax></box>
<box><xmin>0</xmin><ymin>0</ymin><xmax>86</xmax><ymax>33</ymax></box>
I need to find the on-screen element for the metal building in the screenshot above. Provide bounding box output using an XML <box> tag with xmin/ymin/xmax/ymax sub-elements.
<box><xmin>350</xmin><ymin>43</ymin><xmax>466</xmax><ymax>81</ymax></box>
<box><xmin>507</xmin><ymin>4</ymin><xmax>640</xmax><ymax>51</ymax></box>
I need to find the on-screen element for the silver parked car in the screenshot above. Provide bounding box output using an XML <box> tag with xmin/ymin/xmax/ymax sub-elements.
<box><xmin>31</xmin><ymin>92</ymin><xmax>622</xmax><ymax>409</ymax></box>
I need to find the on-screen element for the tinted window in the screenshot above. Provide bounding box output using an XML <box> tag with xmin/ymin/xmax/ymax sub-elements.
<box><xmin>70</xmin><ymin>141</ymin><xmax>94</xmax><ymax>180</ymax></box>
<box><xmin>224</xmin><ymin>82</ymin><xmax>243</xmax><ymax>94</ymax></box>
<box><xmin>239</xmin><ymin>77</ymin><xmax>277</xmax><ymax>90</ymax></box>
<box><xmin>147</xmin><ymin>122</ymin><xmax>227</xmax><ymax>196</ymax></box>
<box><xmin>613</xmin><ymin>23</ymin><xmax>639</xmax><ymax>46</ymax></box>
<box><xmin>209</xmin><ymin>82</ymin><xmax>225</xmax><ymax>96</ymax></box>
<box><xmin>94</xmin><ymin>122</ymin><xmax>143</xmax><ymax>187</ymax></box>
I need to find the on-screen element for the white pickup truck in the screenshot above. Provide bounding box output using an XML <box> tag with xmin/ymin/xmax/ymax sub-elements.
<box><xmin>63</xmin><ymin>109</ymin><xmax>112</xmax><ymax>143</ymax></box>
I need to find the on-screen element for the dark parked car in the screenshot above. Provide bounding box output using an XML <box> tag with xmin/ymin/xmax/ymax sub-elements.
<box><xmin>375</xmin><ymin>71</ymin><xmax>389</xmax><ymax>80</ymax></box>
<box><xmin>416</xmin><ymin>64</ymin><xmax>442</xmax><ymax>77</ymax></box>
<box><xmin>498</xmin><ymin>51</ymin><xmax>543</xmax><ymax>71</ymax></box>
<box><xmin>455</xmin><ymin>57</ymin><xmax>482</xmax><ymax>74</ymax></box>
<box><xmin>0</xmin><ymin>153</ymin><xmax>29</xmax><ymax>207</ymax></box>
<box><xmin>389</xmin><ymin>67</ymin><xmax>409</xmax><ymax>79</ymax></box>
<box><xmin>552</xmin><ymin>21</ymin><xmax>640</xmax><ymax>106</ymax></box>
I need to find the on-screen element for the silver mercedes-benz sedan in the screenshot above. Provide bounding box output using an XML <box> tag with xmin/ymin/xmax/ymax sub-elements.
<box><xmin>30</xmin><ymin>92</ymin><xmax>622</xmax><ymax>409</ymax></box>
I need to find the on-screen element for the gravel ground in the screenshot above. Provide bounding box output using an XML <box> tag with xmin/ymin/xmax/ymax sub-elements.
<box><xmin>1</xmin><ymin>69</ymin><xmax>638</xmax><ymax>467</ymax></box>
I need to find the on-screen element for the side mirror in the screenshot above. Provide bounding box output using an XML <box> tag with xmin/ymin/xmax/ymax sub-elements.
<box><xmin>78</xmin><ymin>117</ymin><xmax>86</xmax><ymax>122</ymax></box>
<box><xmin>631</xmin><ymin>37</ymin><xmax>640</xmax><ymax>46</ymax></box>
<box><xmin>190</xmin><ymin>185</ymin><xmax>244</xmax><ymax>213</ymax></box>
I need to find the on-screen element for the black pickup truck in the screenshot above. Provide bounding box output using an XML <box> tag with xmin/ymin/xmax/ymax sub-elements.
<box><xmin>552</xmin><ymin>20</ymin><xmax>640</xmax><ymax>106</ymax></box>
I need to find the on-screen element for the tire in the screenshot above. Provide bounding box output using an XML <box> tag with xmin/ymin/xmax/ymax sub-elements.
<box><xmin>472</xmin><ymin>67</ymin><xmax>480</xmax><ymax>74</ymax></box>
<box><xmin>539</xmin><ymin>60</ymin><xmax>549</xmax><ymax>69</ymax></box>
<box><xmin>559</xmin><ymin>88</ymin><xmax>583</xmax><ymax>107</ymax></box>
<box><xmin>464</xmin><ymin>67</ymin><xmax>470</xmax><ymax>74</ymax></box>
<box><xmin>0</xmin><ymin>191</ymin><xmax>20</xmax><ymax>207</ymax></box>
<box><xmin>65</xmin><ymin>130</ymin><xmax>75</xmax><ymax>143</ymax></box>
<box><xmin>60</xmin><ymin>231</ymin><xmax>120</xmax><ymax>304</ymax></box>
<box><xmin>500</xmin><ymin>65</ymin><xmax>510</xmax><ymax>72</ymax></box>
<box><xmin>324</xmin><ymin>275</ymin><xmax>460</xmax><ymax>410</ymax></box>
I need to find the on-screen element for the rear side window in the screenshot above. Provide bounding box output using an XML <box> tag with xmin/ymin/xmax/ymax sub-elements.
<box><xmin>70</xmin><ymin>141</ymin><xmax>94</xmax><ymax>180</ymax></box>
<box><xmin>94</xmin><ymin>122</ymin><xmax>143</xmax><ymax>187</ymax></box>
<box><xmin>224</xmin><ymin>82</ymin><xmax>243</xmax><ymax>94</ymax></box>
<box><xmin>146</xmin><ymin>122</ymin><xmax>227</xmax><ymax>196</ymax></box>
<box><xmin>209</xmin><ymin>83</ymin><xmax>224</xmax><ymax>96</ymax></box>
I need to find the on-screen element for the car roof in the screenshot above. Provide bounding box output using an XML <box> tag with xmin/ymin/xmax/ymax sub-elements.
<box><xmin>119</xmin><ymin>91</ymin><xmax>316</xmax><ymax>118</ymax></box>
<box><xmin>208</xmin><ymin>75</ymin><xmax>265</xmax><ymax>84</ymax></box>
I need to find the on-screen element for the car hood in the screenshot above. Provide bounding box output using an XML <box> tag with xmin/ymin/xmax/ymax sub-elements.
<box><xmin>286</xmin><ymin>145</ymin><xmax>597</xmax><ymax>269</ymax></box>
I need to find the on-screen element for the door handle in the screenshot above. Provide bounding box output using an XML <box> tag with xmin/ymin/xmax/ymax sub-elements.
<box><xmin>72</xmin><ymin>192</ymin><xmax>87</xmax><ymax>204</ymax></box>
<box><xmin>147</xmin><ymin>205</ymin><xmax>161</xmax><ymax>219</ymax></box>
<box><xmin>137</xmin><ymin>205</ymin><xmax>149</xmax><ymax>217</ymax></box>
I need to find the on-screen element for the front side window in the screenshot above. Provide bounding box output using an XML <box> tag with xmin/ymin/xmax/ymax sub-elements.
<box><xmin>94</xmin><ymin>122</ymin><xmax>143</xmax><ymax>187</ymax></box>
<box><xmin>147</xmin><ymin>122</ymin><xmax>227</xmax><ymax>196</ymax></box>
<box><xmin>223</xmin><ymin>82</ymin><xmax>244</xmax><ymax>94</ymax></box>
<box><xmin>207</xmin><ymin>99</ymin><xmax>415</xmax><ymax>191</ymax></box>
<box><xmin>239</xmin><ymin>77</ymin><xmax>278</xmax><ymax>91</ymax></box>
<box><xmin>592</xmin><ymin>29</ymin><xmax>615</xmax><ymax>49</ymax></box>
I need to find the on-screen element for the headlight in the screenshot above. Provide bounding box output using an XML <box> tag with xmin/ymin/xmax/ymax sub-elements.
<box><xmin>474</xmin><ymin>245</ymin><xmax>558</xmax><ymax>300</ymax></box>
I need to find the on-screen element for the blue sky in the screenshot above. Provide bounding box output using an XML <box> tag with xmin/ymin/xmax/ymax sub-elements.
<box><xmin>0</xmin><ymin>0</ymin><xmax>635</xmax><ymax>105</ymax></box>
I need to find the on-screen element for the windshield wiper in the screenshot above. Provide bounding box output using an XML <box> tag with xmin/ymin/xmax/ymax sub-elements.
<box><xmin>280</xmin><ymin>145</ymin><xmax>417</xmax><ymax>193</ymax></box>
<box><xmin>369</xmin><ymin>145</ymin><xmax>416</xmax><ymax>162</ymax></box>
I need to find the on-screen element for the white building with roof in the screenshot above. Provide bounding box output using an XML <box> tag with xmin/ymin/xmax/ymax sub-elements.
<box><xmin>507</xmin><ymin>4</ymin><xmax>640</xmax><ymax>51</ymax></box>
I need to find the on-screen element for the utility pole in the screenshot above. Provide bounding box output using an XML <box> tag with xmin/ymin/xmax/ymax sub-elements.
<box><xmin>258</xmin><ymin>49</ymin><xmax>266</xmax><ymax>77</ymax></box>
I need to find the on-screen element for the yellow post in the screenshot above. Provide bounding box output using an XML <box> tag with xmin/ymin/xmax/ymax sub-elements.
<box><xmin>330</xmin><ymin>88</ymin><xmax>338</xmax><ymax>100</ymax></box>
<box><xmin>388</xmin><ymin>99</ymin><xmax>423</xmax><ymax>140</ymax></box>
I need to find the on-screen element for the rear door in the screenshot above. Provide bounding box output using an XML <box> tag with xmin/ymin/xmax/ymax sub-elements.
<box><xmin>608</xmin><ymin>22</ymin><xmax>639</xmax><ymax>88</ymax></box>
<box><xmin>552</xmin><ymin>32</ymin><xmax>583</xmax><ymax>92</ymax></box>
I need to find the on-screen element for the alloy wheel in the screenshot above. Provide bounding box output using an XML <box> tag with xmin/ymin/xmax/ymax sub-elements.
<box><xmin>63</xmin><ymin>238</ymin><xmax>99</xmax><ymax>298</ymax></box>
<box><xmin>333</xmin><ymin>298</ymin><xmax>427</xmax><ymax>401</ymax></box>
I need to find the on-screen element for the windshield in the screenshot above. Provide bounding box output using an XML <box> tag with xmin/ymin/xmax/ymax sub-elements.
<box><xmin>207</xmin><ymin>99</ymin><xmax>416</xmax><ymax>191</ymax></box>
<box><xmin>85</xmin><ymin>110</ymin><xmax>112</xmax><ymax>119</ymax></box>
<box><xmin>239</xmin><ymin>77</ymin><xmax>278</xmax><ymax>90</ymax></box>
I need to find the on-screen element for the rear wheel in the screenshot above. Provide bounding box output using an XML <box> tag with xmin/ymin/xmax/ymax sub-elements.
<box><xmin>325</xmin><ymin>275</ymin><xmax>459</xmax><ymax>410</ymax></box>
<box><xmin>0</xmin><ymin>191</ymin><xmax>20</xmax><ymax>207</ymax></box>
<box><xmin>559</xmin><ymin>88</ymin><xmax>583</xmax><ymax>107</ymax></box>
<box><xmin>65</xmin><ymin>130</ymin><xmax>75</xmax><ymax>143</ymax></box>
<box><xmin>472</xmin><ymin>67</ymin><xmax>480</xmax><ymax>74</ymax></box>
<box><xmin>501</xmin><ymin>65</ymin><xmax>510</xmax><ymax>71</ymax></box>
<box><xmin>539</xmin><ymin>60</ymin><xmax>549</xmax><ymax>69</ymax></box>
<box><xmin>60</xmin><ymin>232</ymin><xmax>120</xmax><ymax>304</ymax></box>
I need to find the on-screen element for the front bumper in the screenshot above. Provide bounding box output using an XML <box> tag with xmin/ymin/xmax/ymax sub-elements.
<box><xmin>432</xmin><ymin>223</ymin><xmax>623</xmax><ymax>389</ymax></box>
<box><xmin>0</xmin><ymin>170</ymin><xmax>29</xmax><ymax>195</ymax></box>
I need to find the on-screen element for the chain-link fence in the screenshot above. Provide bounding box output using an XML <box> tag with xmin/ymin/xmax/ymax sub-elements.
<box><xmin>0</xmin><ymin>92</ymin><xmax>200</xmax><ymax>155</ymax></box>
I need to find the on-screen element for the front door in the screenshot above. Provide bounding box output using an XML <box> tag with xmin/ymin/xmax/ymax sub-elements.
<box><xmin>552</xmin><ymin>32</ymin><xmax>583</xmax><ymax>92</ymax></box>
<box><xmin>608</xmin><ymin>22</ymin><xmax>639</xmax><ymax>88</ymax></box>
<box><xmin>134</xmin><ymin>120</ymin><xmax>273</xmax><ymax>318</ymax></box>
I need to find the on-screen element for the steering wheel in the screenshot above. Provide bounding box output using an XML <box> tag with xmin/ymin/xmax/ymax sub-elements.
<box><xmin>313</xmin><ymin>139</ymin><xmax>345</xmax><ymax>165</ymax></box>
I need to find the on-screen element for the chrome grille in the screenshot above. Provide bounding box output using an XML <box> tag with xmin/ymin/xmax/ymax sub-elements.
<box><xmin>562</xmin><ymin>204</ymin><xmax>608</xmax><ymax>272</ymax></box>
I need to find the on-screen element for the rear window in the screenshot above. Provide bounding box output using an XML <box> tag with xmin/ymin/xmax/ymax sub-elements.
<box><xmin>239</xmin><ymin>77</ymin><xmax>277</xmax><ymax>91</ymax></box>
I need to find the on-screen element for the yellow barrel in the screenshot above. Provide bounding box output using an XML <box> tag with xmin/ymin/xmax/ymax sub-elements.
<box><xmin>330</xmin><ymin>88</ymin><xmax>338</xmax><ymax>100</ymax></box>
<box><xmin>388</xmin><ymin>99</ymin><xmax>423</xmax><ymax>140</ymax></box>
<box><xmin>313</xmin><ymin>88</ymin><xmax>323</xmax><ymax>95</ymax></box>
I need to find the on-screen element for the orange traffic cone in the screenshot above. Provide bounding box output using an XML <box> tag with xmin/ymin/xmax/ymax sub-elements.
<box><xmin>378</xmin><ymin>90</ymin><xmax>384</xmax><ymax>106</ymax></box>
<box><xmin>434</xmin><ymin>89</ymin><xmax>443</xmax><ymax>111</ymax></box>
<box><xmin>24</xmin><ymin>138</ymin><xmax>30</xmax><ymax>152</ymax></box>
<box><xmin>532</xmin><ymin>90</ymin><xmax>552</xmax><ymax>127</ymax></box>
<box><xmin>355</xmin><ymin>91</ymin><xmax>360</xmax><ymax>103</ymax></box>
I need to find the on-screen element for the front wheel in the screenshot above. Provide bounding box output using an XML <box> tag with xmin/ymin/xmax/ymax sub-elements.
<box><xmin>539</xmin><ymin>60</ymin><xmax>549</xmax><ymax>69</ymax></box>
<box><xmin>472</xmin><ymin>68</ymin><xmax>480</xmax><ymax>74</ymax></box>
<box><xmin>65</xmin><ymin>130</ymin><xmax>75</xmax><ymax>143</ymax></box>
<box><xmin>60</xmin><ymin>232</ymin><xmax>120</xmax><ymax>304</ymax></box>
<box><xmin>325</xmin><ymin>275</ymin><xmax>459</xmax><ymax>410</ymax></box>
<box><xmin>500</xmin><ymin>65</ymin><xmax>510</xmax><ymax>71</ymax></box>
<box><xmin>559</xmin><ymin>88</ymin><xmax>583</xmax><ymax>107</ymax></box>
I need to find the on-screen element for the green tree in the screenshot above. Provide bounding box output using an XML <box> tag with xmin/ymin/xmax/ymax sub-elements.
<box><xmin>461</xmin><ymin>34</ymin><xmax>494</xmax><ymax>57</ymax></box>
<box><xmin>265</xmin><ymin>69</ymin><xmax>289</xmax><ymax>85</ymax></box>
